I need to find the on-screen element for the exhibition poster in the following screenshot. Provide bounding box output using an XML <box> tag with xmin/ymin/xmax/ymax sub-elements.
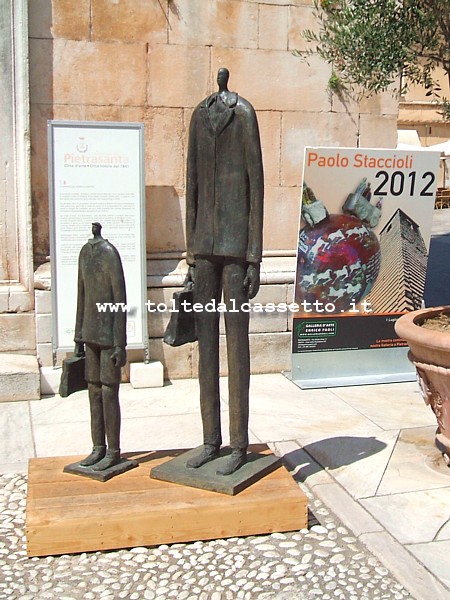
<box><xmin>291</xmin><ymin>147</ymin><xmax>440</xmax><ymax>388</ymax></box>
<box><xmin>49</xmin><ymin>121</ymin><xmax>147</xmax><ymax>353</ymax></box>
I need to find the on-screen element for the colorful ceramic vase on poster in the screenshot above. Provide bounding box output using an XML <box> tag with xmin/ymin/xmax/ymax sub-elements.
<box><xmin>296</xmin><ymin>181</ymin><xmax>381</xmax><ymax>313</ymax></box>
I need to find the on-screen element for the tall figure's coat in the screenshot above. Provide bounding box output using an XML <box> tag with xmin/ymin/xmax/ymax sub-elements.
<box><xmin>185</xmin><ymin>68</ymin><xmax>264</xmax><ymax>476</ymax></box>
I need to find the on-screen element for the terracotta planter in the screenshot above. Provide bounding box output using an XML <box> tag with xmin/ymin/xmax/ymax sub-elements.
<box><xmin>395</xmin><ymin>306</ymin><xmax>450</xmax><ymax>466</ymax></box>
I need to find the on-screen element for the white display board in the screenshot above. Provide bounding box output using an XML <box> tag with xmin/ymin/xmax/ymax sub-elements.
<box><xmin>48</xmin><ymin>121</ymin><xmax>147</xmax><ymax>354</ymax></box>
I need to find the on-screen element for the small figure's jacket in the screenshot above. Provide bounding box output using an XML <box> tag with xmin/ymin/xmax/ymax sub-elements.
<box><xmin>74</xmin><ymin>237</ymin><xmax>126</xmax><ymax>349</ymax></box>
<box><xmin>186</xmin><ymin>91</ymin><xmax>264</xmax><ymax>266</ymax></box>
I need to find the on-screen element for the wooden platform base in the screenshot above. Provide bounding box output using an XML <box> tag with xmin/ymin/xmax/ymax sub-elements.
<box><xmin>26</xmin><ymin>446</ymin><xmax>308</xmax><ymax>557</ymax></box>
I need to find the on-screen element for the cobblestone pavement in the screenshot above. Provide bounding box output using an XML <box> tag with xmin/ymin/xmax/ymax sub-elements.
<box><xmin>0</xmin><ymin>473</ymin><xmax>413</xmax><ymax>600</ymax></box>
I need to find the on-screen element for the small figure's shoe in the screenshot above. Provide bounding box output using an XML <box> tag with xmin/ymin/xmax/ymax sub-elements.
<box><xmin>91</xmin><ymin>449</ymin><xmax>121</xmax><ymax>471</ymax></box>
<box><xmin>79</xmin><ymin>445</ymin><xmax>106</xmax><ymax>467</ymax></box>
<box><xmin>216</xmin><ymin>448</ymin><xmax>247</xmax><ymax>476</ymax></box>
<box><xmin>186</xmin><ymin>444</ymin><xmax>220</xmax><ymax>468</ymax></box>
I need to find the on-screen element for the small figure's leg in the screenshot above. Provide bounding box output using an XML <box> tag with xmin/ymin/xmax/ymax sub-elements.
<box><xmin>80</xmin><ymin>381</ymin><xmax>106</xmax><ymax>466</ymax></box>
<box><xmin>91</xmin><ymin>383</ymin><xmax>121</xmax><ymax>471</ymax></box>
<box><xmin>90</xmin><ymin>448</ymin><xmax>121</xmax><ymax>471</ymax></box>
<box><xmin>80</xmin><ymin>445</ymin><xmax>106</xmax><ymax>467</ymax></box>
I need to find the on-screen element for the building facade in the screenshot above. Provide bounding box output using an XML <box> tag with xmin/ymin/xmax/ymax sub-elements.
<box><xmin>399</xmin><ymin>68</ymin><xmax>450</xmax><ymax>147</ymax></box>
<box><xmin>1</xmin><ymin>0</ymin><xmax>399</xmax><ymax>398</ymax></box>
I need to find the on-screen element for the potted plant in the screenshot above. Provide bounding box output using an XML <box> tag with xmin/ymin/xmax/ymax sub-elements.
<box><xmin>395</xmin><ymin>306</ymin><xmax>450</xmax><ymax>466</ymax></box>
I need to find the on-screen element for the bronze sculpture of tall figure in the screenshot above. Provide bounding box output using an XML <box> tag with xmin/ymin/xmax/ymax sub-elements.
<box><xmin>74</xmin><ymin>222</ymin><xmax>127</xmax><ymax>472</ymax></box>
<box><xmin>185</xmin><ymin>68</ymin><xmax>264</xmax><ymax>476</ymax></box>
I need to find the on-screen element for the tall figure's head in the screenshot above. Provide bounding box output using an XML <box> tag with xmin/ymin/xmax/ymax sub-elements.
<box><xmin>217</xmin><ymin>68</ymin><xmax>230</xmax><ymax>92</ymax></box>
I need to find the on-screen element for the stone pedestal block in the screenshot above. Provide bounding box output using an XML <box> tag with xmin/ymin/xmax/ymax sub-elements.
<box><xmin>35</xmin><ymin>289</ymin><xmax>52</xmax><ymax>314</ymax></box>
<box><xmin>0</xmin><ymin>314</ymin><xmax>36</xmax><ymax>352</ymax></box>
<box><xmin>37</xmin><ymin>343</ymin><xmax>53</xmax><ymax>368</ymax></box>
<box><xmin>0</xmin><ymin>354</ymin><xmax>40</xmax><ymax>402</ymax></box>
<box><xmin>40</xmin><ymin>366</ymin><xmax>62</xmax><ymax>396</ymax></box>
<box><xmin>130</xmin><ymin>361</ymin><xmax>164</xmax><ymax>389</ymax></box>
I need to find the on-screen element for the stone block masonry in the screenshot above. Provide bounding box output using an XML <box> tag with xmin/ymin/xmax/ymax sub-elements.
<box><xmin>25</xmin><ymin>0</ymin><xmax>398</xmax><ymax>380</ymax></box>
<box><xmin>29</xmin><ymin>0</ymin><xmax>398</xmax><ymax>262</ymax></box>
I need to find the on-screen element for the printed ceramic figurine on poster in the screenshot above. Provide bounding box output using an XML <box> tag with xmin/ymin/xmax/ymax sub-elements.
<box><xmin>295</xmin><ymin>181</ymin><xmax>382</xmax><ymax>312</ymax></box>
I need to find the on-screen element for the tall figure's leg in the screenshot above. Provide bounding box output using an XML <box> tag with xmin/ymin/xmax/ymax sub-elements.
<box><xmin>187</xmin><ymin>257</ymin><xmax>223</xmax><ymax>468</ymax></box>
<box><xmin>80</xmin><ymin>344</ymin><xmax>106</xmax><ymax>466</ymax></box>
<box><xmin>217</xmin><ymin>261</ymin><xmax>250</xmax><ymax>476</ymax></box>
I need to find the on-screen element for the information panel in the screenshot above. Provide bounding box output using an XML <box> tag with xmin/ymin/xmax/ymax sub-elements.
<box><xmin>49</xmin><ymin>121</ymin><xmax>147</xmax><ymax>353</ymax></box>
<box><xmin>291</xmin><ymin>147</ymin><xmax>440</xmax><ymax>388</ymax></box>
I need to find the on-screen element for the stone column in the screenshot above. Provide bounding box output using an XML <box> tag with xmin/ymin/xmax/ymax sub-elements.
<box><xmin>0</xmin><ymin>0</ymin><xmax>39</xmax><ymax>401</ymax></box>
<box><xmin>0</xmin><ymin>0</ymin><xmax>35</xmax><ymax>351</ymax></box>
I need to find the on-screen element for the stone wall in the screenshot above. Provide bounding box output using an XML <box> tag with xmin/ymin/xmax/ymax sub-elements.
<box><xmin>28</xmin><ymin>0</ymin><xmax>398</xmax><ymax>378</ymax></box>
<box><xmin>29</xmin><ymin>0</ymin><xmax>398</xmax><ymax>261</ymax></box>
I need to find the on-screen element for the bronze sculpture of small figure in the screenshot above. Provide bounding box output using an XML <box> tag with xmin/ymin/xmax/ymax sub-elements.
<box><xmin>74</xmin><ymin>222</ymin><xmax>127</xmax><ymax>472</ymax></box>
<box><xmin>185</xmin><ymin>68</ymin><xmax>264</xmax><ymax>476</ymax></box>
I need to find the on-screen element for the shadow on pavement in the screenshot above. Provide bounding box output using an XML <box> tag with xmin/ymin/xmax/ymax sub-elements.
<box><xmin>284</xmin><ymin>436</ymin><xmax>387</xmax><ymax>483</ymax></box>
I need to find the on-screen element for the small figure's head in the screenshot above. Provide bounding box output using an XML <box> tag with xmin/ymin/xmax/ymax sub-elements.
<box><xmin>92</xmin><ymin>222</ymin><xmax>102</xmax><ymax>236</ymax></box>
<box><xmin>217</xmin><ymin>68</ymin><xmax>230</xmax><ymax>91</ymax></box>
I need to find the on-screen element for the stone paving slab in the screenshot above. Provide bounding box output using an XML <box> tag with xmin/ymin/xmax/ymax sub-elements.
<box><xmin>360</xmin><ymin>488</ymin><xmax>450</xmax><ymax>545</ymax></box>
<box><xmin>330</xmin><ymin>382</ymin><xmax>436</xmax><ymax>430</ymax></box>
<box><xmin>376</xmin><ymin>426</ymin><xmax>450</xmax><ymax>495</ymax></box>
<box><xmin>0</xmin><ymin>401</ymin><xmax>35</xmax><ymax>472</ymax></box>
<box><xmin>407</xmin><ymin>539</ymin><xmax>450</xmax><ymax>591</ymax></box>
<box><xmin>298</xmin><ymin>430</ymin><xmax>400</xmax><ymax>500</ymax></box>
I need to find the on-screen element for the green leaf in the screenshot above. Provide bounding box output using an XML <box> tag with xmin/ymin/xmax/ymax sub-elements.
<box><xmin>296</xmin><ymin>0</ymin><xmax>450</xmax><ymax>115</ymax></box>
